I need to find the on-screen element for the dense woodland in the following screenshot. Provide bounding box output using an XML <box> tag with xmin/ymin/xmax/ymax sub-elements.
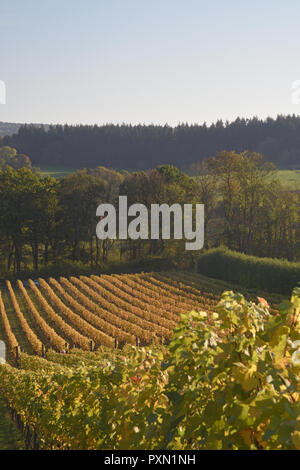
<box><xmin>3</xmin><ymin>115</ymin><xmax>300</xmax><ymax>170</ymax></box>
<box><xmin>0</xmin><ymin>146</ymin><xmax>299</xmax><ymax>277</ymax></box>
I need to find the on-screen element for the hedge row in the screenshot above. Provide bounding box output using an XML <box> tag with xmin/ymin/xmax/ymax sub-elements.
<box><xmin>198</xmin><ymin>247</ymin><xmax>300</xmax><ymax>294</ymax></box>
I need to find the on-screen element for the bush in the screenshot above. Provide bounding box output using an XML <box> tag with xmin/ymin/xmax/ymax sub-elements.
<box><xmin>198</xmin><ymin>247</ymin><xmax>300</xmax><ymax>294</ymax></box>
<box><xmin>2</xmin><ymin>256</ymin><xmax>175</xmax><ymax>285</ymax></box>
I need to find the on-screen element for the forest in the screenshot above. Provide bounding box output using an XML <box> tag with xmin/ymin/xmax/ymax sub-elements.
<box><xmin>3</xmin><ymin>114</ymin><xmax>300</xmax><ymax>170</ymax></box>
<box><xmin>0</xmin><ymin>146</ymin><xmax>299</xmax><ymax>279</ymax></box>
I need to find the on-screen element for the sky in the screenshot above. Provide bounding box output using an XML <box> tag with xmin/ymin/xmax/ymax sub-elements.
<box><xmin>1</xmin><ymin>0</ymin><xmax>300</xmax><ymax>126</ymax></box>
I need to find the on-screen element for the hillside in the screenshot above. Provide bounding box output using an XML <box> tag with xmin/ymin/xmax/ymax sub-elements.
<box><xmin>0</xmin><ymin>271</ymin><xmax>299</xmax><ymax>450</ymax></box>
<box><xmin>0</xmin><ymin>271</ymin><xmax>283</xmax><ymax>360</ymax></box>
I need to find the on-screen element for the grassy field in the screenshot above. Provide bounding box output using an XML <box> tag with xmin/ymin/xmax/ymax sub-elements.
<box><xmin>277</xmin><ymin>169</ymin><xmax>300</xmax><ymax>189</ymax></box>
<box><xmin>38</xmin><ymin>167</ymin><xmax>79</xmax><ymax>178</ymax></box>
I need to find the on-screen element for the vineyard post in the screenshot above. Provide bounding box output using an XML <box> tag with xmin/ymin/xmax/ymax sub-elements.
<box><xmin>136</xmin><ymin>337</ymin><xmax>140</xmax><ymax>347</ymax></box>
<box><xmin>15</xmin><ymin>346</ymin><xmax>20</xmax><ymax>368</ymax></box>
<box><xmin>114</xmin><ymin>338</ymin><xmax>118</xmax><ymax>349</ymax></box>
<box><xmin>42</xmin><ymin>344</ymin><xmax>45</xmax><ymax>358</ymax></box>
<box><xmin>89</xmin><ymin>340</ymin><xmax>94</xmax><ymax>352</ymax></box>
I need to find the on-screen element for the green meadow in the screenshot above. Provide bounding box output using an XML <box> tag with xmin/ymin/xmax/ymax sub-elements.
<box><xmin>276</xmin><ymin>170</ymin><xmax>300</xmax><ymax>190</ymax></box>
<box><xmin>38</xmin><ymin>167</ymin><xmax>79</xmax><ymax>178</ymax></box>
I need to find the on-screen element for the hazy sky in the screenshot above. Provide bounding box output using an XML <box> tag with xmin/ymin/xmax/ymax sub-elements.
<box><xmin>1</xmin><ymin>0</ymin><xmax>300</xmax><ymax>126</ymax></box>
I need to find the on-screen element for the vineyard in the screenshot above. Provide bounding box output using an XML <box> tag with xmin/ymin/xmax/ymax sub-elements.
<box><xmin>0</xmin><ymin>271</ymin><xmax>284</xmax><ymax>360</ymax></box>
<box><xmin>1</xmin><ymin>271</ymin><xmax>300</xmax><ymax>450</ymax></box>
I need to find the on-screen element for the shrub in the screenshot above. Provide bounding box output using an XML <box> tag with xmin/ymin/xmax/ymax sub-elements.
<box><xmin>198</xmin><ymin>247</ymin><xmax>300</xmax><ymax>294</ymax></box>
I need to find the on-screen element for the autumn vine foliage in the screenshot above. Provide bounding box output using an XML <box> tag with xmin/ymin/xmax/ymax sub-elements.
<box><xmin>161</xmin><ymin>290</ymin><xmax>300</xmax><ymax>450</ymax></box>
<box><xmin>17</xmin><ymin>280</ymin><xmax>66</xmax><ymax>352</ymax></box>
<box><xmin>6</xmin><ymin>281</ymin><xmax>42</xmax><ymax>355</ymax></box>
<box><xmin>0</xmin><ymin>286</ymin><xmax>300</xmax><ymax>449</ymax></box>
<box><xmin>0</xmin><ymin>290</ymin><xmax>18</xmax><ymax>352</ymax></box>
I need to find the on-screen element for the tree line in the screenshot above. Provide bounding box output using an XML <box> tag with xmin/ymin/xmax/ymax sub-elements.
<box><xmin>3</xmin><ymin>114</ymin><xmax>300</xmax><ymax>170</ymax></box>
<box><xmin>0</xmin><ymin>151</ymin><xmax>299</xmax><ymax>276</ymax></box>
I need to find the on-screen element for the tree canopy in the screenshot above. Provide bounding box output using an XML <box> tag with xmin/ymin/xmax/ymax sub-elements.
<box><xmin>3</xmin><ymin>114</ymin><xmax>300</xmax><ymax>170</ymax></box>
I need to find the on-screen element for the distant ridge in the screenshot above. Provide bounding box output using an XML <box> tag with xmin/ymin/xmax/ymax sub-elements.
<box><xmin>0</xmin><ymin>122</ymin><xmax>22</xmax><ymax>137</ymax></box>
<box><xmin>0</xmin><ymin>122</ymin><xmax>49</xmax><ymax>137</ymax></box>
